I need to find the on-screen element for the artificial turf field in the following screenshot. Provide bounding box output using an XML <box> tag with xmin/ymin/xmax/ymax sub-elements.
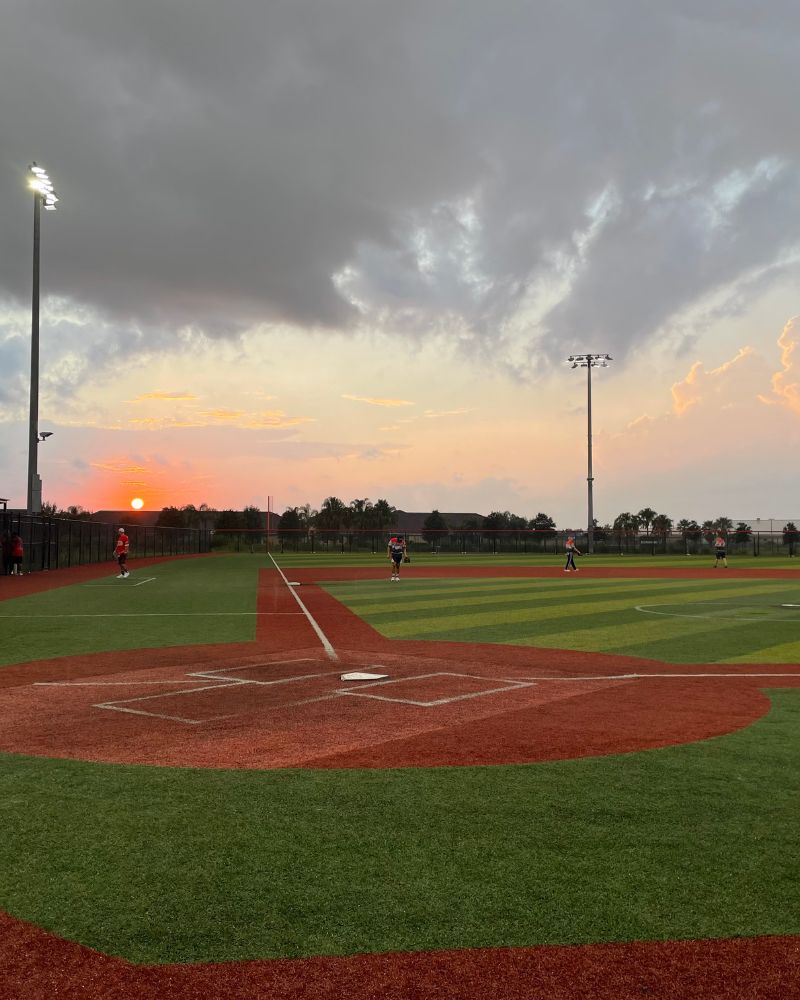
<box><xmin>1</xmin><ymin>551</ymin><xmax>799</xmax><ymax>998</ymax></box>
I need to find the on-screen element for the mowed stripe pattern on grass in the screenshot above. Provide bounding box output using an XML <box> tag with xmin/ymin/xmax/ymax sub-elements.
<box><xmin>324</xmin><ymin>577</ymin><xmax>800</xmax><ymax>664</ymax></box>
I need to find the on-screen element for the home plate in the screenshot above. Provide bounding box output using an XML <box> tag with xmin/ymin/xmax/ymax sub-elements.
<box><xmin>340</xmin><ymin>671</ymin><xmax>389</xmax><ymax>681</ymax></box>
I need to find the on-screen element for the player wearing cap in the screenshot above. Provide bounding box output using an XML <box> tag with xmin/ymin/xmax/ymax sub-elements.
<box><xmin>387</xmin><ymin>534</ymin><xmax>406</xmax><ymax>581</ymax></box>
<box><xmin>114</xmin><ymin>528</ymin><xmax>130</xmax><ymax>578</ymax></box>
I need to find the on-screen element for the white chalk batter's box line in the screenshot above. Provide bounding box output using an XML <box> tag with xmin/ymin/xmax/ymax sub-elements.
<box><xmin>335</xmin><ymin>672</ymin><xmax>535</xmax><ymax>707</ymax></box>
<box><xmin>87</xmin><ymin>669</ymin><xmax>538</xmax><ymax>724</ymax></box>
<box><xmin>187</xmin><ymin>657</ymin><xmax>325</xmax><ymax>682</ymax></box>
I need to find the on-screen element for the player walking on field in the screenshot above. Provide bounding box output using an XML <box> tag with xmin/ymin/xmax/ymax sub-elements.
<box><xmin>387</xmin><ymin>534</ymin><xmax>406</xmax><ymax>581</ymax></box>
<box><xmin>115</xmin><ymin>528</ymin><xmax>130</xmax><ymax>578</ymax></box>
<box><xmin>564</xmin><ymin>535</ymin><xmax>581</xmax><ymax>572</ymax></box>
<box><xmin>713</xmin><ymin>531</ymin><xmax>728</xmax><ymax>569</ymax></box>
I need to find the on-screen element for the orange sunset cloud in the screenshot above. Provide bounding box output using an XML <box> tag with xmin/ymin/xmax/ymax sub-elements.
<box><xmin>760</xmin><ymin>316</ymin><xmax>800</xmax><ymax>415</ymax></box>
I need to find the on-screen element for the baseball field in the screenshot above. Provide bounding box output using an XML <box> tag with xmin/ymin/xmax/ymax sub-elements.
<box><xmin>1</xmin><ymin>551</ymin><xmax>799</xmax><ymax>998</ymax></box>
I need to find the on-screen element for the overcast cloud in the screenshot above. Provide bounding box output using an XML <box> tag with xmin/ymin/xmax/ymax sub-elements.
<box><xmin>2</xmin><ymin>0</ymin><xmax>800</xmax><ymax>396</ymax></box>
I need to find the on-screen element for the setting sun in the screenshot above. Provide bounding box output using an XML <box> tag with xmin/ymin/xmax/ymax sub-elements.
<box><xmin>130</xmin><ymin>497</ymin><xmax>144</xmax><ymax>510</ymax></box>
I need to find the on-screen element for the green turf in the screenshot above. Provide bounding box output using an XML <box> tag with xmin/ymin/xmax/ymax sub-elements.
<box><xmin>275</xmin><ymin>550</ymin><xmax>799</xmax><ymax>569</ymax></box>
<box><xmin>0</xmin><ymin>557</ymin><xmax>260</xmax><ymax>666</ymax></box>
<box><xmin>325</xmin><ymin>577</ymin><xmax>800</xmax><ymax>664</ymax></box>
<box><xmin>2</xmin><ymin>554</ymin><xmax>799</xmax><ymax>964</ymax></box>
<box><xmin>2</xmin><ymin>554</ymin><xmax>797</xmax><ymax>668</ymax></box>
<box><xmin>0</xmin><ymin>689</ymin><xmax>798</xmax><ymax>963</ymax></box>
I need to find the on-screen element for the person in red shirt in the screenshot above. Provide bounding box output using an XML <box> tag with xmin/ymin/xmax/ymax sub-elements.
<box><xmin>10</xmin><ymin>533</ymin><xmax>24</xmax><ymax>575</ymax></box>
<box><xmin>114</xmin><ymin>528</ymin><xmax>130</xmax><ymax>578</ymax></box>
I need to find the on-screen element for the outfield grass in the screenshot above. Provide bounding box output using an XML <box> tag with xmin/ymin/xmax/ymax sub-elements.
<box><xmin>0</xmin><ymin>557</ymin><xmax>260</xmax><ymax>667</ymax></box>
<box><xmin>3</xmin><ymin>553</ymin><xmax>797</xmax><ymax>668</ymax></box>
<box><xmin>325</xmin><ymin>577</ymin><xmax>800</xmax><ymax>664</ymax></box>
<box><xmin>0</xmin><ymin>689</ymin><xmax>798</xmax><ymax>962</ymax></box>
<box><xmin>274</xmin><ymin>550</ymin><xmax>800</xmax><ymax>570</ymax></box>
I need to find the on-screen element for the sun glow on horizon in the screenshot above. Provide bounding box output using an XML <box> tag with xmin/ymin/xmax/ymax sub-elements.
<box><xmin>131</xmin><ymin>497</ymin><xmax>144</xmax><ymax>510</ymax></box>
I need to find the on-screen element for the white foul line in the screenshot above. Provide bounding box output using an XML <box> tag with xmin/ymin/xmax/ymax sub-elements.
<box><xmin>515</xmin><ymin>672</ymin><xmax>800</xmax><ymax>680</ymax></box>
<box><xmin>132</xmin><ymin>577</ymin><xmax>157</xmax><ymax>587</ymax></box>
<box><xmin>35</xmin><ymin>680</ymin><xmax>213</xmax><ymax>687</ymax></box>
<box><xmin>0</xmin><ymin>612</ymin><xmax>302</xmax><ymax>619</ymax></box>
<box><xmin>268</xmin><ymin>552</ymin><xmax>338</xmax><ymax>662</ymax></box>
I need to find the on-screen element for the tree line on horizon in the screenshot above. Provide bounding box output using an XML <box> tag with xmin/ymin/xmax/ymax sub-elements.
<box><xmin>41</xmin><ymin>499</ymin><xmax>797</xmax><ymax>545</ymax></box>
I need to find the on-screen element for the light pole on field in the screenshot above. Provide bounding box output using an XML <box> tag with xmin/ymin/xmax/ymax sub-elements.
<box><xmin>26</xmin><ymin>163</ymin><xmax>59</xmax><ymax>513</ymax></box>
<box><xmin>568</xmin><ymin>353</ymin><xmax>613</xmax><ymax>554</ymax></box>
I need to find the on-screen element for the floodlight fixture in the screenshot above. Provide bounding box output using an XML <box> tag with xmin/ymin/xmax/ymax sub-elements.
<box><xmin>29</xmin><ymin>163</ymin><xmax>58</xmax><ymax>211</ymax></box>
<box><xmin>38</xmin><ymin>431</ymin><xmax>53</xmax><ymax>441</ymax></box>
<box><xmin>566</xmin><ymin>352</ymin><xmax>614</xmax><ymax>554</ymax></box>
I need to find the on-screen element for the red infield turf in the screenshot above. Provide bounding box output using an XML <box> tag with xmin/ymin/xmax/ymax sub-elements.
<box><xmin>2</xmin><ymin>556</ymin><xmax>799</xmax><ymax>999</ymax></box>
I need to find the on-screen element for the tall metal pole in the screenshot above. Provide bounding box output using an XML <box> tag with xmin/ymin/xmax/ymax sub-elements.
<box><xmin>567</xmin><ymin>352</ymin><xmax>613</xmax><ymax>556</ymax></box>
<box><xmin>586</xmin><ymin>356</ymin><xmax>594</xmax><ymax>554</ymax></box>
<box><xmin>27</xmin><ymin>192</ymin><xmax>41</xmax><ymax>512</ymax></box>
<box><xmin>25</xmin><ymin>164</ymin><xmax>58</xmax><ymax>512</ymax></box>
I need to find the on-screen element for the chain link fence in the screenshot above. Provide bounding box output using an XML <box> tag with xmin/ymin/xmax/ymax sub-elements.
<box><xmin>211</xmin><ymin>528</ymin><xmax>799</xmax><ymax>557</ymax></box>
<box><xmin>1</xmin><ymin>512</ymin><xmax>212</xmax><ymax>575</ymax></box>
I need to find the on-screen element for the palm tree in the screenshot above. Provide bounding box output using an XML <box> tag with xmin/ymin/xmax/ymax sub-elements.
<box><xmin>677</xmin><ymin>519</ymin><xmax>701</xmax><ymax>541</ymax></box>
<box><xmin>348</xmin><ymin>498</ymin><xmax>372</xmax><ymax>532</ymax></box>
<box><xmin>651</xmin><ymin>514</ymin><xmax>673</xmax><ymax>538</ymax></box>
<box><xmin>372</xmin><ymin>499</ymin><xmax>397</xmax><ymax>531</ymax></box>
<box><xmin>317</xmin><ymin>496</ymin><xmax>346</xmax><ymax>541</ymax></box>
<box><xmin>636</xmin><ymin>507</ymin><xmax>657</xmax><ymax>534</ymax></box>
<box><xmin>613</xmin><ymin>512</ymin><xmax>640</xmax><ymax>537</ymax></box>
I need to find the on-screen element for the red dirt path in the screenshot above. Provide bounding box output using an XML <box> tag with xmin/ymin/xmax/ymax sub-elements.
<box><xmin>2</xmin><ymin>557</ymin><xmax>800</xmax><ymax>998</ymax></box>
<box><xmin>2</xmin><ymin>910</ymin><xmax>799</xmax><ymax>1000</ymax></box>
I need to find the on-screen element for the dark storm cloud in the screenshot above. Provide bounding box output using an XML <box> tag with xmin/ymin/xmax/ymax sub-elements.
<box><xmin>1</xmin><ymin>0</ymin><xmax>799</xmax><ymax>369</ymax></box>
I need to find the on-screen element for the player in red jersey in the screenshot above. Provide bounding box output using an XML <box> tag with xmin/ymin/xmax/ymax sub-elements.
<box><xmin>114</xmin><ymin>528</ymin><xmax>130</xmax><ymax>578</ymax></box>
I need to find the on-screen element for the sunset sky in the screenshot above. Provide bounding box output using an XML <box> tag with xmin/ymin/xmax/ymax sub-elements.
<box><xmin>1</xmin><ymin>1</ymin><xmax>799</xmax><ymax>526</ymax></box>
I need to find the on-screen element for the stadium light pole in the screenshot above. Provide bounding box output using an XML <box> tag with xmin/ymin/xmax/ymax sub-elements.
<box><xmin>26</xmin><ymin>163</ymin><xmax>59</xmax><ymax>513</ymax></box>
<box><xmin>567</xmin><ymin>353</ymin><xmax>613</xmax><ymax>554</ymax></box>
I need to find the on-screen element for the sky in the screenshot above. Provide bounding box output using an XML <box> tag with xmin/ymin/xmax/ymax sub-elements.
<box><xmin>1</xmin><ymin>0</ymin><xmax>799</xmax><ymax>527</ymax></box>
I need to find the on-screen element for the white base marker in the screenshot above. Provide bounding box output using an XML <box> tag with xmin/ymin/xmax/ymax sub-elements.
<box><xmin>340</xmin><ymin>671</ymin><xmax>389</xmax><ymax>681</ymax></box>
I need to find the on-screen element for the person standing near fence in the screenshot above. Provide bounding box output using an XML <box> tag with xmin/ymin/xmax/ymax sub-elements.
<box><xmin>10</xmin><ymin>533</ymin><xmax>24</xmax><ymax>575</ymax></box>
<box><xmin>115</xmin><ymin>528</ymin><xmax>130</xmax><ymax>578</ymax></box>
<box><xmin>713</xmin><ymin>531</ymin><xmax>728</xmax><ymax>569</ymax></box>
<box><xmin>564</xmin><ymin>535</ymin><xmax>581</xmax><ymax>572</ymax></box>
